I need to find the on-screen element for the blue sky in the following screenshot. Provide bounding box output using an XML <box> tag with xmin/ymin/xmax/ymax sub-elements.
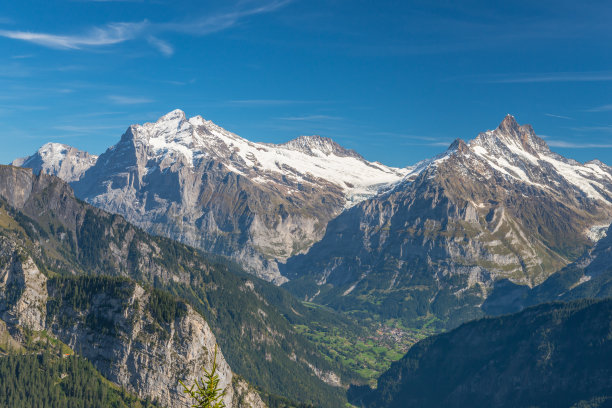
<box><xmin>0</xmin><ymin>0</ymin><xmax>611</xmax><ymax>167</ymax></box>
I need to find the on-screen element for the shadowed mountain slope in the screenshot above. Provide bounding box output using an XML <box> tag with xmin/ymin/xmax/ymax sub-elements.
<box><xmin>349</xmin><ymin>298</ymin><xmax>612</xmax><ymax>408</ymax></box>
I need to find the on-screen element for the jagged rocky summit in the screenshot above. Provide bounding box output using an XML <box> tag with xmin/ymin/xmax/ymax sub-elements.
<box><xmin>14</xmin><ymin>113</ymin><xmax>612</xmax><ymax>325</ymax></box>
<box><xmin>14</xmin><ymin>109</ymin><xmax>409</xmax><ymax>283</ymax></box>
<box><xmin>12</xmin><ymin>142</ymin><xmax>98</xmax><ymax>183</ymax></box>
<box><xmin>283</xmin><ymin>115</ymin><xmax>612</xmax><ymax>327</ymax></box>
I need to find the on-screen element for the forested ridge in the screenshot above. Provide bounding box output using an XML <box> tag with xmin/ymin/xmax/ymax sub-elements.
<box><xmin>0</xmin><ymin>352</ymin><xmax>160</xmax><ymax>408</ymax></box>
<box><xmin>350</xmin><ymin>298</ymin><xmax>612</xmax><ymax>408</ymax></box>
<box><xmin>0</xmin><ymin>167</ymin><xmax>352</xmax><ymax>407</ymax></box>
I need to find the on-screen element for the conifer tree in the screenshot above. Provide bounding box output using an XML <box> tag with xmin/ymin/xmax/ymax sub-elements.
<box><xmin>180</xmin><ymin>345</ymin><xmax>226</xmax><ymax>408</ymax></box>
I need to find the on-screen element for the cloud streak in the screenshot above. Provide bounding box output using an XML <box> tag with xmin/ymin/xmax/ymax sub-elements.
<box><xmin>163</xmin><ymin>0</ymin><xmax>292</xmax><ymax>36</ymax></box>
<box><xmin>544</xmin><ymin>113</ymin><xmax>573</xmax><ymax>120</ymax></box>
<box><xmin>227</xmin><ymin>99</ymin><xmax>318</xmax><ymax>106</ymax></box>
<box><xmin>372</xmin><ymin>131</ymin><xmax>445</xmax><ymax>142</ymax></box>
<box><xmin>54</xmin><ymin>124</ymin><xmax>122</xmax><ymax>133</ymax></box>
<box><xmin>0</xmin><ymin>1</ymin><xmax>291</xmax><ymax>55</ymax></box>
<box><xmin>547</xmin><ymin>140</ymin><xmax>612</xmax><ymax>148</ymax></box>
<box><xmin>481</xmin><ymin>71</ymin><xmax>612</xmax><ymax>84</ymax></box>
<box><xmin>0</xmin><ymin>22</ymin><xmax>147</xmax><ymax>50</ymax></box>
<box><xmin>147</xmin><ymin>36</ymin><xmax>173</xmax><ymax>56</ymax></box>
<box><xmin>108</xmin><ymin>95</ymin><xmax>154</xmax><ymax>104</ymax></box>
<box><xmin>585</xmin><ymin>104</ymin><xmax>612</xmax><ymax>113</ymax></box>
<box><xmin>569</xmin><ymin>126</ymin><xmax>612</xmax><ymax>133</ymax></box>
<box><xmin>280</xmin><ymin>115</ymin><xmax>342</xmax><ymax>121</ymax></box>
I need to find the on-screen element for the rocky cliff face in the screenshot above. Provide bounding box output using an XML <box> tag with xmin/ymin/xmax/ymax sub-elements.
<box><xmin>12</xmin><ymin>142</ymin><xmax>98</xmax><ymax>182</ymax></box>
<box><xmin>0</xmin><ymin>164</ymin><xmax>348</xmax><ymax>407</ymax></box>
<box><xmin>15</xmin><ymin>110</ymin><xmax>408</xmax><ymax>284</ymax></box>
<box><xmin>0</xmin><ymin>236</ymin><xmax>47</xmax><ymax>332</ymax></box>
<box><xmin>46</xmin><ymin>277</ymin><xmax>264</xmax><ymax>408</ymax></box>
<box><xmin>483</xmin><ymin>221</ymin><xmax>612</xmax><ymax>315</ymax></box>
<box><xmin>0</xmin><ymin>240</ymin><xmax>264</xmax><ymax>408</ymax></box>
<box><xmin>284</xmin><ymin>116</ymin><xmax>612</xmax><ymax>327</ymax></box>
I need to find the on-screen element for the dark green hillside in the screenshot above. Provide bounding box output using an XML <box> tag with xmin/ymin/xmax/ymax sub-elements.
<box><xmin>349</xmin><ymin>298</ymin><xmax>612</xmax><ymax>408</ymax></box>
<box><xmin>0</xmin><ymin>352</ymin><xmax>159</xmax><ymax>408</ymax></box>
<box><xmin>0</xmin><ymin>165</ymin><xmax>350</xmax><ymax>407</ymax></box>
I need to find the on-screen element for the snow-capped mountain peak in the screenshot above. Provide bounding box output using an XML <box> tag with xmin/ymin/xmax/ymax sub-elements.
<box><xmin>12</xmin><ymin>142</ymin><xmax>98</xmax><ymax>182</ymax></box>
<box><xmin>159</xmin><ymin>108</ymin><xmax>187</xmax><ymax>122</ymax></box>
<box><xmin>279</xmin><ymin>135</ymin><xmax>362</xmax><ymax>158</ymax></box>
<box><xmin>396</xmin><ymin>116</ymin><xmax>612</xmax><ymax>208</ymax></box>
<box><xmin>410</xmin><ymin>116</ymin><xmax>612</xmax><ymax>209</ymax></box>
<box><xmin>42</xmin><ymin>109</ymin><xmax>411</xmax><ymax>282</ymax></box>
<box><xmin>111</xmin><ymin>109</ymin><xmax>410</xmax><ymax>206</ymax></box>
<box><xmin>471</xmin><ymin>114</ymin><xmax>550</xmax><ymax>158</ymax></box>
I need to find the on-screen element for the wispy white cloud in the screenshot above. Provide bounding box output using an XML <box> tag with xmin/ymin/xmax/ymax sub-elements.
<box><xmin>372</xmin><ymin>131</ymin><xmax>444</xmax><ymax>142</ymax></box>
<box><xmin>585</xmin><ymin>104</ymin><xmax>612</xmax><ymax>113</ymax></box>
<box><xmin>280</xmin><ymin>115</ymin><xmax>342</xmax><ymax>121</ymax></box>
<box><xmin>481</xmin><ymin>71</ymin><xmax>612</xmax><ymax>83</ymax></box>
<box><xmin>147</xmin><ymin>36</ymin><xmax>173</xmax><ymax>56</ymax></box>
<box><xmin>160</xmin><ymin>79</ymin><xmax>196</xmax><ymax>86</ymax></box>
<box><xmin>547</xmin><ymin>140</ymin><xmax>612</xmax><ymax>148</ymax></box>
<box><xmin>54</xmin><ymin>124</ymin><xmax>122</xmax><ymax>132</ymax></box>
<box><xmin>71</xmin><ymin>0</ymin><xmax>144</xmax><ymax>2</ymax></box>
<box><xmin>0</xmin><ymin>63</ymin><xmax>32</xmax><ymax>78</ymax></box>
<box><xmin>397</xmin><ymin>140</ymin><xmax>453</xmax><ymax>147</ymax></box>
<box><xmin>227</xmin><ymin>99</ymin><xmax>316</xmax><ymax>106</ymax></box>
<box><xmin>0</xmin><ymin>22</ymin><xmax>147</xmax><ymax>50</ymax></box>
<box><xmin>569</xmin><ymin>126</ymin><xmax>612</xmax><ymax>133</ymax></box>
<box><xmin>0</xmin><ymin>1</ymin><xmax>292</xmax><ymax>55</ymax></box>
<box><xmin>164</xmin><ymin>0</ymin><xmax>292</xmax><ymax>35</ymax></box>
<box><xmin>544</xmin><ymin>113</ymin><xmax>573</xmax><ymax>120</ymax></box>
<box><xmin>0</xmin><ymin>104</ymin><xmax>48</xmax><ymax>112</ymax></box>
<box><xmin>108</xmin><ymin>95</ymin><xmax>154</xmax><ymax>104</ymax></box>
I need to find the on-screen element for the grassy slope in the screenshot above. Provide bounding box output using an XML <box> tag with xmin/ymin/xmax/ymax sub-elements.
<box><xmin>351</xmin><ymin>298</ymin><xmax>612</xmax><ymax>408</ymax></box>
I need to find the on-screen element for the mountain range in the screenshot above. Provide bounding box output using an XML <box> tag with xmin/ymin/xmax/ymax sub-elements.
<box><xmin>10</xmin><ymin>110</ymin><xmax>612</xmax><ymax>407</ymax></box>
<box><xmin>0</xmin><ymin>165</ymin><xmax>356</xmax><ymax>407</ymax></box>
<box><xmin>283</xmin><ymin>114</ymin><xmax>612</xmax><ymax>327</ymax></box>
<box><xmin>14</xmin><ymin>109</ymin><xmax>407</xmax><ymax>284</ymax></box>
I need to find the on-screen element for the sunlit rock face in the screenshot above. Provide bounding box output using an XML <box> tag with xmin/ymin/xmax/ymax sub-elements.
<box><xmin>283</xmin><ymin>116</ymin><xmax>612</xmax><ymax>326</ymax></box>
<box><xmin>18</xmin><ymin>110</ymin><xmax>408</xmax><ymax>283</ymax></box>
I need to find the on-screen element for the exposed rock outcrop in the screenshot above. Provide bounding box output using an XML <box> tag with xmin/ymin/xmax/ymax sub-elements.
<box><xmin>12</xmin><ymin>142</ymin><xmax>98</xmax><ymax>183</ymax></box>
<box><xmin>0</xmin><ymin>237</ymin><xmax>47</xmax><ymax>331</ymax></box>
<box><xmin>0</xmin><ymin>164</ymin><xmax>346</xmax><ymax>407</ymax></box>
<box><xmin>15</xmin><ymin>110</ymin><xmax>408</xmax><ymax>283</ymax></box>
<box><xmin>0</xmin><ymin>246</ymin><xmax>265</xmax><ymax>408</ymax></box>
<box><xmin>284</xmin><ymin>116</ymin><xmax>612</xmax><ymax>327</ymax></box>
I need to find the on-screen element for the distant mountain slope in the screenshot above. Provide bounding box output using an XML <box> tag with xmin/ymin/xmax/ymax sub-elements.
<box><xmin>283</xmin><ymin>116</ymin><xmax>612</xmax><ymax>328</ymax></box>
<box><xmin>349</xmin><ymin>298</ymin><xmax>612</xmax><ymax>408</ymax></box>
<box><xmin>483</xmin><ymin>221</ymin><xmax>612</xmax><ymax>315</ymax></box>
<box><xmin>0</xmin><ymin>164</ymin><xmax>348</xmax><ymax>407</ymax></box>
<box><xmin>12</xmin><ymin>142</ymin><xmax>98</xmax><ymax>182</ymax></box>
<box><xmin>14</xmin><ymin>110</ymin><xmax>408</xmax><ymax>283</ymax></box>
